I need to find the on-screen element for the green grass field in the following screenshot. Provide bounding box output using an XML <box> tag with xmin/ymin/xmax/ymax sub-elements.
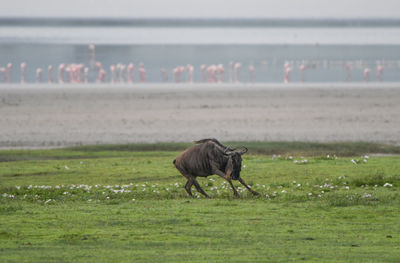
<box><xmin>1</xmin><ymin>142</ymin><xmax>399</xmax><ymax>262</ymax></box>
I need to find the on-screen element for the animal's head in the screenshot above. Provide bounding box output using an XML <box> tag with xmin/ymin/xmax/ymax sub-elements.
<box><xmin>224</xmin><ymin>147</ymin><xmax>248</xmax><ymax>180</ymax></box>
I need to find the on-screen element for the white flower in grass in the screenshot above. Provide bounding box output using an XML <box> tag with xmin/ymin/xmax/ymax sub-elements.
<box><xmin>65</xmin><ymin>165</ymin><xmax>70</xmax><ymax>170</ymax></box>
<box><xmin>351</xmin><ymin>159</ymin><xmax>357</xmax><ymax>165</ymax></box>
<box><xmin>281</xmin><ymin>190</ymin><xmax>287</xmax><ymax>193</ymax></box>
<box><xmin>44</xmin><ymin>199</ymin><xmax>53</xmax><ymax>204</ymax></box>
<box><xmin>297</xmin><ymin>184</ymin><xmax>301</xmax><ymax>187</ymax></box>
<box><xmin>384</xmin><ymin>183</ymin><xmax>393</xmax><ymax>187</ymax></box>
<box><xmin>308</xmin><ymin>193</ymin><xmax>313</xmax><ymax>196</ymax></box>
<box><xmin>362</xmin><ymin>193</ymin><xmax>372</xmax><ymax>198</ymax></box>
<box><xmin>344</xmin><ymin>186</ymin><xmax>350</xmax><ymax>190</ymax></box>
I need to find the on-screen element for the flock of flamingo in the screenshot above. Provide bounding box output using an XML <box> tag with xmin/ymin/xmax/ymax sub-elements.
<box><xmin>0</xmin><ymin>44</ymin><xmax>395</xmax><ymax>84</ymax></box>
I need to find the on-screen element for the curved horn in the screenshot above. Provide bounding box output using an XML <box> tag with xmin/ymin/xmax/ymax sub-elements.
<box><xmin>224</xmin><ymin>146</ymin><xmax>236</xmax><ymax>155</ymax></box>
<box><xmin>239</xmin><ymin>146</ymin><xmax>248</xmax><ymax>155</ymax></box>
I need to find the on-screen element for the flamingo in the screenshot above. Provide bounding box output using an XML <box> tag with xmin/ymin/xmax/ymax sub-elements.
<box><xmin>110</xmin><ymin>65</ymin><xmax>116</xmax><ymax>83</ymax></box>
<box><xmin>234</xmin><ymin>63</ymin><xmax>241</xmax><ymax>82</ymax></box>
<box><xmin>58</xmin><ymin>64</ymin><xmax>65</xmax><ymax>83</ymax></box>
<box><xmin>20</xmin><ymin>62</ymin><xmax>26</xmax><ymax>83</ymax></box>
<box><xmin>7</xmin><ymin>63</ymin><xmax>12</xmax><ymax>83</ymax></box>
<box><xmin>138</xmin><ymin>63</ymin><xmax>146</xmax><ymax>83</ymax></box>
<box><xmin>283</xmin><ymin>62</ymin><xmax>291</xmax><ymax>83</ymax></box>
<box><xmin>345</xmin><ymin>63</ymin><xmax>351</xmax><ymax>82</ymax></box>
<box><xmin>186</xmin><ymin>64</ymin><xmax>194</xmax><ymax>83</ymax></box>
<box><xmin>216</xmin><ymin>64</ymin><xmax>225</xmax><ymax>83</ymax></box>
<box><xmin>299</xmin><ymin>63</ymin><xmax>306</xmax><ymax>82</ymax></box>
<box><xmin>88</xmin><ymin>44</ymin><xmax>96</xmax><ymax>68</ymax></box>
<box><xmin>200</xmin><ymin>64</ymin><xmax>207</xmax><ymax>82</ymax></box>
<box><xmin>376</xmin><ymin>65</ymin><xmax>384</xmax><ymax>82</ymax></box>
<box><xmin>229</xmin><ymin>62</ymin><xmax>234</xmax><ymax>82</ymax></box>
<box><xmin>363</xmin><ymin>68</ymin><xmax>371</xmax><ymax>82</ymax></box>
<box><xmin>95</xmin><ymin>62</ymin><xmax>103</xmax><ymax>82</ymax></box>
<box><xmin>48</xmin><ymin>65</ymin><xmax>54</xmax><ymax>83</ymax></box>
<box><xmin>248</xmin><ymin>65</ymin><xmax>256</xmax><ymax>83</ymax></box>
<box><xmin>127</xmin><ymin>63</ymin><xmax>135</xmax><ymax>83</ymax></box>
<box><xmin>207</xmin><ymin>65</ymin><xmax>217</xmax><ymax>83</ymax></box>
<box><xmin>160</xmin><ymin>68</ymin><xmax>168</xmax><ymax>82</ymax></box>
<box><xmin>98</xmin><ymin>69</ymin><xmax>106</xmax><ymax>83</ymax></box>
<box><xmin>36</xmin><ymin>68</ymin><xmax>43</xmax><ymax>83</ymax></box>
<box><xmin>0</xmin><ymin>67</ymin><xmax>7</xmax><ymax>82</ymax></box>
<box><xmin>84</xmin><ymin>67</ymin><xmax>89</xmax><ymax>83</ymax></box>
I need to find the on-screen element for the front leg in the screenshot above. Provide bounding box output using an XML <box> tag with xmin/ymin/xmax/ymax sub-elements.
<box><xmin>211</xmin><ymin>165</ymin><xmax>240</xmax><ymax>198</ymax></box>
<box><xmin>238</xmin><ymin>177</ymin><xmax>260</xmax><ymax>196</ymax></box>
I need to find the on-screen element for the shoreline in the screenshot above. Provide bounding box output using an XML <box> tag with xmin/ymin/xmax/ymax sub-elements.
<box><xmin>1</xmin><ymin>83</ymin><xmax>399</xmax><ymax>149</ymax></box>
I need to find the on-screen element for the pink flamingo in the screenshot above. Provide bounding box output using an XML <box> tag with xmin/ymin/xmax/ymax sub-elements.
<box><xmin>88</xmin><ymin>44</ymin><xmax>96</xmax><ymax>68</ymax></box>
<box><xmin>120</xmin><ymin>64</ymin><xmax>126</xmax><ymax>83</ymax></box>
<box><xmin>7</xmin><ymin>63</ymin><xmax>12</xmax><ymax>83</ymax></box>
<box><xmin>363</xmin><ymin>68</ymin><xmax>371</xmax><ymax>82</ymax></box>
<box><xmin>173</xmin><ymin>66</ymin><xmax>185</xmax><ymax>83</ymax></box>
<box><xmin>299</xmin><ymin>63</ymin><xmax>306</xmax><ymax>82</ymax></box>
<box><xmin>0</xmin><ymin>67</ymin><xmax>7</xmax><ymax>82</ymax></box>
<box><xmin>58</xmin><ymin>64</ymin><xmax>65</xmax><ymax>83</ymax></box>
<box><xmin>160</xmin><ymin>68</ymin><xmax>168</xmax><ymax>82</ymax></box>
<box><xmin>36</xmin><ymin>68</ymin><xmax>43</xmax><ymax>83</ymax></box>
<box><xmin>127</xmin><ymin>63</ymin><xmax>135</xmax><ymax>83</ymax></box>
<box><xmin>98</xmin><ymin>69</ymin><xmax>106</xmax><ymax>83</ymax></box>
<box><xmin>186</xmin><ymin>64</ymin><xmax>194</xmax><ymax>83</ymax></box>
<box><xmin>200</xmin><ymin>64</ymin><xmax>207</xmax><ymax>82</ymax></box>
<box><xmin>116</xmin><ymin>64</ymin><xmax>124</xmax><ymax>83</ymax></box>
<box><xmin>110</xmin><ymin>65</ymin><xmax>116</xmax><ymax>83</ymax></box>
<box><xmin>345</xmin><ymin>63</ymin><xmax>351</xmax><ymax>81</ymax></box>
<box><xmin>229</xmin><ymin>62</ymin><xmax>234</xmax><ymax>82</ymax></box>
<box><xmin>84</xmin><ymin>67</ymin><xmax>89</xmax><ymax>83</ymax></box>
<box><xmin>234</xmin><ymin>63</ymin><xmax>241</xmax><ymax>82</ymax></box>
<box><xmin>20</xmin><ymin>62</ymin><xmax>26</xmax><ymax>83</ymax></box>
<box><xmin>248</xmin><ymin>65</ymin><xmax>256</xmax><ymax>83</ymax></box>
<box><xmin>376</xmin><ymin>65</ymin><xmax>384</xmax><ymax>82</ymax></box>
<box><xmin>283</xmin><ymin>62</ymin><xmax>291</xmax><ymax>83</ymax></box>
<box><xmin>48</xmin><ymin>65</ymin><xmax>54</xmax><ymax>83</ymax></box>
<box><xmin>95</xmin><ymin>62</ymin><xmax>103</xmax><ymax>82</ymax></box>
<box><xmin>173</xmin><ymin>67</ymin><xmax>179</xmax><ymax>83</ymax></box>
<box><xmin>138</xmin><ymin>63</ymin><xmax>146</xmax><ymax>83</ymax></box>
<box><xmin>207</xmin><ymin>65</ymin><xmax>217</xmax><ymax>83</ymax></box>
<box><xmin>217</xmin><ymin>64</ymin><xmax>225</xmax><ymax>83</ymax></box>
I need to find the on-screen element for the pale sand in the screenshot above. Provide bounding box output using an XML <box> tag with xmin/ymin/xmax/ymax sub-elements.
<box><xmin>1</xmin><ymin>83</ymin><xmax>400</xmax><ymax>148</ymax></box>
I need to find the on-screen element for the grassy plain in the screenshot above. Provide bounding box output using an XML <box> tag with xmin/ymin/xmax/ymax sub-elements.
<box><xmin>0</xmin><ymin>142</ymin><xmax>399</xmax><ymax>262</ymax></box>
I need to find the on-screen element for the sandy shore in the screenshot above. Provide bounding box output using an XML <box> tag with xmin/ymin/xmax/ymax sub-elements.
<box><xmin>1</xmin><ymin>83</ymin><xmax>400</xmax><ymax>148</ymax></box>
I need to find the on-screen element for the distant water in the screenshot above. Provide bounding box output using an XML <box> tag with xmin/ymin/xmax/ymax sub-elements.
<box><xmin>1</xmin><ymin>18</ymin><xmax>400</xmax><ymax>83</ymax></box>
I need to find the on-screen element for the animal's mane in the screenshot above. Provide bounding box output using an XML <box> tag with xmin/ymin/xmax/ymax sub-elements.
<box><xmin>194</xmin><ymin>138</ymin><xmax>235</xmax><ymax>151</ymax></box>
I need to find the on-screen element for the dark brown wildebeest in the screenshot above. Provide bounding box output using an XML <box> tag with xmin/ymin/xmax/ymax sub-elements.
<box><xmin>173</xmin><ymin>138</ymin><xmax>259</xmax><ymax>198</ymax></box>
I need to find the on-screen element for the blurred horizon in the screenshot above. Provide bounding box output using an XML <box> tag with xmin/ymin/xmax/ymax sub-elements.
<box><xmin>1</xmin><ymin>0</ymin><xmax>399</xmax><ymax>19</ymax></box>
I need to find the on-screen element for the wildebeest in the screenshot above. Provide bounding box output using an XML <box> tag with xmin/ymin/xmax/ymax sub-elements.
<box><xmin>173</xmin><ymin>138</ymin><xmax>259</xmax><ymax>198</ymax></box>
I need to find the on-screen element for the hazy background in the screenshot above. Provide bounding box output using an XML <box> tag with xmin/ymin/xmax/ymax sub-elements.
<box><xmin>1</xmin><ymin>0</ymin><xmax>400</xmax><ymax>18</ymax></box>
<box><xmin>1</xmin><ymin>0</ymin><xmax>400</xmax><ymax>83</ymax></box>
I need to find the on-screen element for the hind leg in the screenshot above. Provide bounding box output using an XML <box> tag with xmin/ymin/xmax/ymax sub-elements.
<box><xmin>192</xmin><ymin>178</ymin><xmax>210</xmax><ymax>198</ymax></box>
<box><xmin>184</xmin><ymin>179</ymin><xmax>194</xmax><ymax>197</ymax></box>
